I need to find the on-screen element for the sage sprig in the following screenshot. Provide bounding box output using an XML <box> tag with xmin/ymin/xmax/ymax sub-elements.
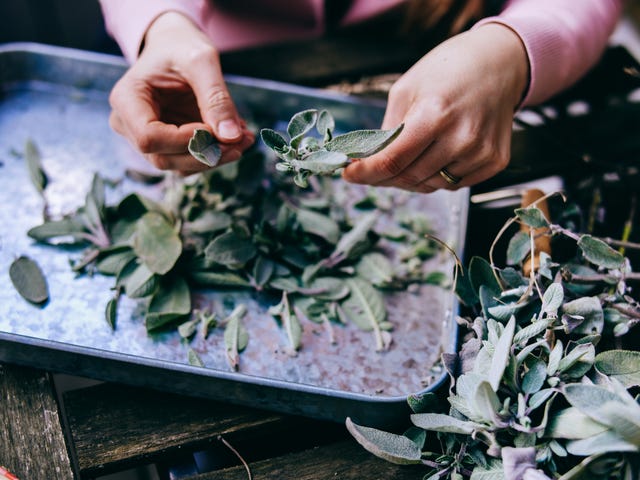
<box><xmin>260</xmin><ymin>109</ymin><xmax>403</xmax><ymax>187</ymax></box>
<box><xmin>348</xmin><ymin>199</ymin><xmax>640</xmax><ymax>479</ymax></box>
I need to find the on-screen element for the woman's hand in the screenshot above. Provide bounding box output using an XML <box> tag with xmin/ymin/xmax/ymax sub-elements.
<box><xmin>108</xmin><ymin>12</ymin><xmax>255</xmax><ymax>176</ymax></box>
<box><xmin>342</xmin><ymin>23</ymin><xmax>529</xmax><ymax>192</ymax></box>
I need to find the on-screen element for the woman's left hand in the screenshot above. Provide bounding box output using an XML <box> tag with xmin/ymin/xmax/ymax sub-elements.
<box><xmin>342</xmin><ymin>23</ymin><xmax>529</xmax><ymax>192</ymax></box>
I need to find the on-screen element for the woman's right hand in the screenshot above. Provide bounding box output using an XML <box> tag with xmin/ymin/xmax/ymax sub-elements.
<box><xmin>108</xmin><ymin>12</ymin><xmax>255</xmax><ymax>176</ymax></box>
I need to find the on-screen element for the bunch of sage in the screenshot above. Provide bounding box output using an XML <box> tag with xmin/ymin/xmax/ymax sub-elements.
<box><xmin>260</xmin><ymin>109</ymin><xmax>403</xmax><ymax>187</ymax></box>
<box><xmin>347</xmin><ymin>197</ymin><xmax>640</xmax><ymax>479</ymax></box>
<box><xmin>22</xmin><ymin>113</ymin><xmax>442</xmax><ymax>369</ymax></box>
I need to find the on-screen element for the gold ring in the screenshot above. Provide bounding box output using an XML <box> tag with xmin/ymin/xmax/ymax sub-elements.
<box><xmin>439</xmin><ymin>167</ymin><xmax>461</xmax><ymax>185</ymax></box>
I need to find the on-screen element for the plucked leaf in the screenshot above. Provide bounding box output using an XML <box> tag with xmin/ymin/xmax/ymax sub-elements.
<box><xmin>224</xmin><ymin>305</ymin><xmax>249</xmax><ymax>370</ymax></box>
<box><xmin>205</xmin><ymin>230</ymin><xmax>257</xmax><ymax>269</ymax></box>
<box><xmin>133</xmin><ymin>212</ymin><xmax>182</xmax><ymax>274</ymax></box>
<box><xmin>355</xmin><ymin>253</ymin><xmax>394</xmax><ymax>287</ymax></box>
<box><xmin>188</xmin><ymin>129</ymin><xmax>221</xmax><ymax>167</ymax></box>
<box><xmin>24</xmin><ymin>138</ymin><xmax>48</xmax><ymax>193</ymax></box>
<box><xmin>10</xmin><ymin>255</ymin><xmax>49</xmax><ymax>304</ymax></box>
<box><xmin>342</xmin><ymin>277</ymin><xmax>386</xmax><ymax>331</ymax></box>
<box><xmin>189</xmin><ymin>270</ymin><xmax>251</xmax><ymax>288</ymax></box>
<box><xmin>27</xmin><ymin>217</ymin><xmax>87</xmax><ymax>243</ymax></box>
<box><xmin>145</xmin><ymin>277</ymin><xmax>191</xmax><ymax>331</ymax></box>
<box><xmin>294</xmin><ymin>207</ymin><xmax>341</xmax><ymax>244</ymax></box>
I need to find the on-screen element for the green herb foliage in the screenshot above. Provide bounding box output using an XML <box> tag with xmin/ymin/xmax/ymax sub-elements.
<box><xmin>23</xmin><ymin>114</ymin><xmax>438</xmax><ymax>368</ymax></box>
<box><xmin>260</xmin><ymin>109</ymin><xmax>403</xmax><ymax>188</ymax></box>
<box><xmin>348</xmin><ymin>202</ymin><xmax>640</xmax><ymax>479</ymax></box>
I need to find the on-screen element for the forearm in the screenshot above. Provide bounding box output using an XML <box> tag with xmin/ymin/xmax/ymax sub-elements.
<box><xmin>98</xmin><ymin>0</ymin><xmax>204</xmax><ymax>63</ymax></box>
<box><xmin>475</xmin><ymin>0</ymin><xmax>625</xmax><ymax>106</ymax></box>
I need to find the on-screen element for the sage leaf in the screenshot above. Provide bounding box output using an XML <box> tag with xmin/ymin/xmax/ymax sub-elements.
<box><xmin>145</xmin><ymin>277</ymin><xmax>191</xmax><ymax>331</ymax></box>
<box><xmin>577</xmin><ymin>234</ymin><xmax>625</xmax><ymax>269</ymax></box>
<box><xmin>410</xmin><ymin>413</ymin><xmax>481</xmax><ymax>434</ymax></box>
<box><xmin>541</xmin><ymin>282</ymin><xmax>564</xmax><ymax>317</ymax></box>
<box><xmin>9</xmin><ymin>255</ymin><xmax>49</xmax><ymax>304</ymax></box>
<box><xmin>123</xmin><ymin>262</ymin><xmax>158</xmax><ymax>298</ymax></box>
<box><xmin>469</xmin><ymin>459</ymin><xmax>505</xmax><ymax>480</ymax></box>
<box><xmin>287</xmin><ymin>109</ymin><xmax>318</xmax><ymax>148</ymax></box>
<box><xmin>182</xmin><ymin>211</ymin><xmax>232</xmax><ymax>235</ymax></box>
<box><xmin>224</xmin><ymin>305</ymin><xmax>249</xmax><ymax>370</ymax></box>
<box><xmin>178</xmin><ymin>317</ymin><xmax>199</xmax><ymax>340</ymax></box>
<box><xmin>557</xmin><ymin>343</ymin><xmax>594</xmax><ymax>377</ymax></box>
<box><xmin>205</xmin><ymin>230</ymin><xmax>257</xmax><ymax>269</ymax></box>
<box><xmin>24</xmin><ymin>138</ymin><xmax>48</xmax><ymax>193</ymax></box>
<box><xmin>316</xmin><ymin>109</ymin><xmax>335</xmax><ymax>141</ymax></box>
<box><xmin>260</xmin><ymin>128</ymin><xmax>288</xmax><ymax>153</ymax></box>
<box><xmin>522</xmin><ymin>357</ymin><xmax>546</xmax><ymax>394</ymax></box>
<box><xmin>561</xmin><ymin>297</ymin><xmax>603</xmax><ymax>335</ymax></box>
<box><xmin>506</xmin><ymin>231</ymin><xmax>531</xmax><ymax>266</ymax></box>
<box><xmin>27</xmin><ymin>217</ymin><xmax>87</xmax><ymax>243</ymax></box>
<box><xmin>189</xmin><ymin>270</ymin><xmax>252</xmax><ymax>288</ymax></box>
<box><xmin>469</xmin><ymin>256</ymin><xmax>501</xmax><ymax>295</ymax></box>
<box><xmin>345</xmin><ymin>417</ymin><xmax>422</xmax><ymax>465</ymax></box>
<box><xmin>188</xmin><ymin>129</ymin><xmax>221</xmax><ymax>167</ymax></box>
<box><xmin>329</xmin><ymin>212</ymin><xmax>379</xmax><ymax>265</ymax></box>
<box><xmin>105</xmin><ymin>296</ymin><xmax>118</xmax><ymax>330</ymax></box>
<box><xmin>356</xmin><ymin>253</ymin><xmax>394</xmax><ymax>287</ymax></box>
<box><xmin>515</xmin><ymin>206</ymin><xmax>549</xmax><ymax>229</ymax></box>
<box><xmin>133</xmin><ymin>212</ymin><xmax>182</xmax><ymax>274</ymax></box>
<box><xmin>325</xmin><ymin>124</ymin><xmax>404</xmax><ymax>158</ymax></box>
<box><xmin>188</xmin><ymin>348</ymin><xmax>205</xmax><ymax>367</ymax></box>
<box><xmin>252</xmin><ymin>256</ymin><xmax>274</xmax><ymax>288</ymax></box>
<box><xmin>488</xmin><ymin>316</ymin><xmax>515</xmax><ymax>391</ymax></box>
<box><xmin>96</xmin><ymin>247</ymin><xmax>136</xmax><ymax>276</ymax></box>
<box><xmin>594</xmin><ymin>350</ymin><xmax>640</xmax><ymax>387</ymax></box>
<box><xmin>546</xmin><ymin>407</ymin><xmax>609</xmax><ymax>439</ymax></box>
<box><xmin>513</xmin><ymin>319</ymin><xmax>550</xmax><ymax>345</ymax></box>
<box><xmin>566</xmin><ymin>430</ymin><xmax>638</xmax><ymax>457</ymax></box>
<box><xmin>294</xmin><ymin>207</ymin><xmax>341</xmax><ymax>244</ymax></box>
<box><xmin>342</xmin><ymin>278</ymin><xmax>388</xmax><ymax>351</ymax></box>
<box><xmin>290</xmin><ymin>150</ymin><xmax>349</xmax><ymax>174</ymax></box>
<box><xmin>473</xmin><ymin>380</ymin><xmax>503</xmax><ymax>424</ymax></box>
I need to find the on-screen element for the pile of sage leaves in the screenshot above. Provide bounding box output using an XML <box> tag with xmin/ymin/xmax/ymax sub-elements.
<box><xmin>347</xmin><ymin>195</ymin><xmax>640</xmax><ymax>479</ymax></box>
<box><xmin>20</xmin><ymin>109</ymin><xmax>444</xmax><ymax>370</ymax></box>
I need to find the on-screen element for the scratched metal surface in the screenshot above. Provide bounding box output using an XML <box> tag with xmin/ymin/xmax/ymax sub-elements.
<box><xmin>0</xmin><ymin>43</ymin><xmax>467</xmax><ymax>425</ymax></box>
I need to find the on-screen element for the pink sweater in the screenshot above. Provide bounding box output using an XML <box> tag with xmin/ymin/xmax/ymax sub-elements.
<box><xmin>99</xmin><ymin>0</ymin><xmax>624</xmax><ymax>106</ymax></box>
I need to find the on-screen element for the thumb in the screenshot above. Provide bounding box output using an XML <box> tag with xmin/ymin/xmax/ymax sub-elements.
<box><xmin>184</xmin><ymin>48</ymin><xmax>242</xmax><ymax>143</ymax></box>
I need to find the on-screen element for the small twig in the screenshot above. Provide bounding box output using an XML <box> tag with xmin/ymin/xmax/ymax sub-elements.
<box><xmin>218</xmin><ymin>435</ymin><xmax>252</xmax><ymax>480</ymax></box>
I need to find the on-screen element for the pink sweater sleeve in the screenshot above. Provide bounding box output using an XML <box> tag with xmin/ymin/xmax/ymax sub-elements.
<box><xmin>98</xmin><ymin>0</ymin><xmax>205</xmax><ymax>63</ymax></box>
<box><xmin>474</xmin><ymin>0</ymin><xmax>624</xmax><ymax>106</ymax></box>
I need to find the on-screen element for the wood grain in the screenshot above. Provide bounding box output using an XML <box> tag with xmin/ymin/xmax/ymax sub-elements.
<box><xmin>185</xmin><ymin>440</ymin><xmax>424</xmax><ymax>480</ymax></box>
<box><xmin>64</xmin><ymin>382</ymin><xmax>345</xmax><ymax>477</ymax></box>
<box><xmin>0</xmin><ymin>364</ymin><xmax>75</xmax><ymax>479</ymax></box>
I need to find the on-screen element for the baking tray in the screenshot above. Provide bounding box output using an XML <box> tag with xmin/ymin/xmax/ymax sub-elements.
<box><xmin>0</xmin><ymin>42</ymin><xmax>467</xmax><ymax>427</ymax></box>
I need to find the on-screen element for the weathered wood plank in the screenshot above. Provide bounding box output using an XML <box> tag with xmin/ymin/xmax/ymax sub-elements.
<box><xmin>0</xmin><ymin>363</ymin><xmax>75</xmax><ymax>479</ymax></box>
<box><xmin>185</xmin><ymin>439</ymin><xmax>424</xmax><ymax>480</ymax></box>
<box><xmin>64</xmin><ymin>382</ymin><xmax>344</xmax><ymax>477</ymax></box>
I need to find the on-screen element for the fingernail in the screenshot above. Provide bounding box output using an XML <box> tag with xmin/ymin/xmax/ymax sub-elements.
<box><xmin>217</xmin><ymin>119</ymin><xmax>241</xmax><ymax>140</ymax></box>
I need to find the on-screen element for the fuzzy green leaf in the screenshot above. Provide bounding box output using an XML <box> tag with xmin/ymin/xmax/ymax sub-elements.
<box><xmin>133</xmin><ymin>212</ymin><xmax>182</xmax><ymax>274</ymax></box>
<box><xmin>24</xmin><ymin>138</ymin><xmax>48</xmax><ymax>193</ymax></box>
<box><xmin>10</xmin><ymin>255</ymin><xmax>49</xmax><ymax>305</ymax></box>
<box><xmin>188</xmin><ymin>129</ymin><xmax>221</xmax><ymax>167</ymax></box>
<box><xmin>205</xmin><ymin>231</ymin><xmax>257</xmax><ymax>269</ymax></box>
<box><xmin>577</xmin><ymin>235</ymin><xmax>625</xmax><ymax>269</ymax></box>
<box><xmin>346</xmin><ymin>418</ymin><xmax>422</xmax><ymax>465</ymax></box>
<box><xmin>506</xmin><ymin>231</ymin><xmax>531</xmax><ymax>266</ymax></box>
<box><xmin>145</xmin><ymin>277</ymin><xmax>191</xmax><ymax>331</ymax></box>
<box><xmin>515</xmin><ymin>206</ymin><xmax>549</xmax><ymax>228</ymax></box>
<box><xmin>325</xmin><ymin>124</ymin><xmax>404</xmax><ymax>158</ymax></box>
<box><xmin>594</xmin><ymin>350</ymin><xmax>640</xmax><ymax>388</ymax></box>
<box><xmin>287</xmin><ymin>109</ymin><xmax>318</xmax><ymax>148</ymax></box>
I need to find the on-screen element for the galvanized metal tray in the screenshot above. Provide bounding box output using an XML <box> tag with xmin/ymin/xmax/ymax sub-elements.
<box><xmin>0</xmin><ymin>43</ymin><xmax>467</xmax><ymax>427</ymax></box>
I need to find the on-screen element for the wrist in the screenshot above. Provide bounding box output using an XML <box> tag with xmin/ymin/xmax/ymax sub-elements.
<box><xmin>474</xmin><ymin>23</ymin><xmax>530</xmax><ymax>109</ymax></box>
<box><xmin>143</xmin><ymin>11</ymin><xmax>203</xmax><ymax>52</ymax></box>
